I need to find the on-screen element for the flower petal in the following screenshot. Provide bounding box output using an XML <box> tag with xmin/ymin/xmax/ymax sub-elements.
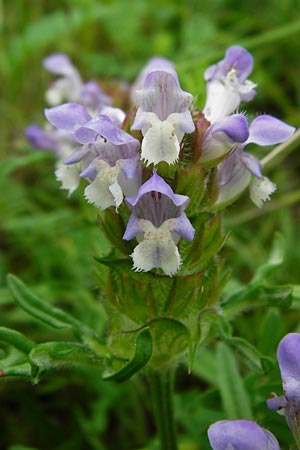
<box><xmin>25</xmin><ymin>124</ymin><xmax>58</xmax><ymax>151</ymax></box>
<box><xmin>215</xmin><ymin>150</ymin><xmax>251</xmax><ymax>207</ymax></box>
<box><xmin>241</xmin><ymin>152</ymin><xmax>262</xmax><ymax>178</ymax></box>
<box><xmin>171</xmin><ymin>214</ymin><xmax>195</xmax><ymax>241</ymax></box>
<box><xmin>247</xmin><ymin>115</ymin><xmax>295</xmax><ymax>146</ymax></box>
<box><xmin>141</xmin><ymin>115</ymin><xmax>180</xmax><ymax>165</ymax></box>
<box><xmin>249</xmin><ymin>176</ymin><xmax>276</xmax><ymax>207</ymax></box>
<box><xmin>201</xmin><ymin>114</ymin><xmax>249</xmax><ymax>164</ymax></box>
<box><xmin>45</xmin><ymin>103</ymin><xmax>91</xmax><ymax>131</ymax></box>
<box><xmin>131</xmin><ymin>56</ymin><xmax>177</xmax><ymax>100</ymax></box>
<box><xmin>63</xmin><ymin>146</ymin><xmax>90</xmax><ymax>164</ymax></box>
<box><xmin>99</xmin><ymin>106</ymin><xmax>125</xmax><ymax>127</ymax></box>
<box><xmin>84</xmin><ymin>161</ymin><xmax>121</xmax><ymax>209</ymax></box>
<box><xmin>204</xmin><ymin>46</ymin><xmax>254</xmax><ymax>83</ymax></box>
<box><xmin>208</xmin><ymin>419</ymin><xmax>280</xmax><ymax>450</ymax></box>
<box><xmin>277</xmin><ymin>333</ymin><xmax>300</xmax><ymax>401</ymax></box>
<box><xmin>123</xmin><ymin>214</ymin><xmax>142</xmax><ymax>241</ymax></box>
<box><xmin>135</xmin><ymin>70</ymin><xmax>193</xmax><ymax>120</ymax></box>
<box><xmin>203</xmin><ymin>80</ymin><xmax>241</xmax><ymax>124</ymax></box>
<box><xmin>267</xmin><ymin>395</ymin><xmax>288</xmax><ymax>412</ymax></box>
<box><xmin>126</xmin><ymin>172</ymin><xmax>189</xmax><ymax>209</ymax></box>
<box><xmin>130</xmin><ymin>221</ymin><xmax>181</xmax><ymax>276</ymax></box>
<box><xmin>55</xmin><ymin>163</ymin><xmax>81</xmax><ymax>195</ymax></box>
<box><xmin>80</xmin><ymin>80</ymin><xmax>111</xmax><ymax>111</ymax></box>
<box><xmin>75</xmin><ymin>114</ymin><xmax>140</xmax><ymax>148</ymax></box>
<box><xmin>43</xmin><ymin>54</ymin><xmax>76</xmax><ymax>76</ymax></box>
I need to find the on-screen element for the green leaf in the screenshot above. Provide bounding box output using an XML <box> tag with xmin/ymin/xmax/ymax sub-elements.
<box><xmin>7</xmin><ymin>275</ymin><xmax>108</xmax><ymax>356</ymax></box>
<box><xmin>95</xmin><ymin>256</ymin><xmax>174</xmax><ymax>321</ymax></box>
<box><xmin>192</xmin><ymin>347</ymin><xmax>218</xmax><ymax>385</ymax></box>
<box><xmin>97</xmin><ymin>208</ymin><xmax>131</xmax><ymax>256</ymax></box>
<box><xmin>164</xmin><ymin>272</ymin><xmax>204</xmax><ymax>318</ymax></box>
<box><xmin>198</xmin><ymin>309</ymin><xmax>219</xmax><ymax>345</ymax></box>
<box><xmin>216</xmin><ymin>342</ymin><xmax>253</xmax><ymax>419</ymax></box>
<box><xmin>149</xmin><ymin>318</ymin><xmax>190</xmax><ymax>367</ymax></box>
<box><xmin>0</xmin><ymin>327</ymin><xmax>35</xmax><ymax>354</ymax></box>
<box><xmin>180</xmin><ymin>214</ymin><xmax>227</xmax><ymax>275</ymax></box>
<box><xmin>252</xmin><ymin>232</ymin><xmax>285</xmax><ymax>283</ymax></box>
<box><xmin>175</xmin><ymin>164</ymin><xmax>206</xmax><ymax>217</ymax></box>
<box><xmin>0</xmin><ymin>339</ymin><xmax>32</xmax><ymax>380</ymax></box>
<box><xmin>0</xmin><ymin>363</ymin><xmax>32</xmax><ymax>380</ymax></box>
<box><xmin>29</xmin><ymin>342</ymin><xmax>104</xmax><ymax>383</ymax></box>
<box><xmin>103</xmin><ymin>328</ymin><xmax>152</xmax><ymax>382</ymax></box>
<box><xmin>217</xmin><ymin>317</ymin><xmax>274</xmax><ymax>374</ymax></box>
<box><xmin>222</xmin><ymin>283</ymin><xmax>293</xmax><ymax>318</ymax></box>
<box><xmin>258</xmin><ymin>309</ymin><xmax>283</xmax><ymax>355</ymax></box>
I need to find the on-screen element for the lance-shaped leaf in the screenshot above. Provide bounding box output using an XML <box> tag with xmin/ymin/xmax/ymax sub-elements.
<box><xmin>217</xmin><ymin>317</ymin><xmax>274</xmax><ymax>373</ymax></box>
<box><xmin>0</xmin><ymin>327</ymin><xmax>35</xmax><ymax>354</ymax></box>
<box><xmin>216</xmin><ymin>342</ymin><xmax>253</xmax><ymax>419</ymax></box>
<box><xmin>252</xmin><ymin>233</ymin><xmax>285</xmax><ymax>283</ymax></box>
<box><xmin>103</xmin><ymin>328</ymin><xmax>152</xmax><ymax>382</ymax></box>
<box><xmin>0</xmin><ymin>343</ymin><xmax>31</xmax><ymax>377</ymax></box>
<box><xmin>29</xmin><ymin>342</ymin><xmax>105</xmax><ymax>383</ymax></box>
<box><xmin>7</xmin><ymin>274</ymin><xmax>109</xmax><ymax>357</ymax></box>
<box><xmin>222</xmin><ymin>282</ymin><xmax>292</xmax><ymax>319</ymax></box>
<box><xmin>0</xmin><ymin>363</ymin><xmax>32</xmax><ymax>380</ymax></box>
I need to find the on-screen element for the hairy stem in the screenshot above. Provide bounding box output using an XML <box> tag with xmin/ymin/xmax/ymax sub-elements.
<box><xmin>148</xmin><ymin>368</ymin><xmax>178</xmax><ymax>450</ymax></box>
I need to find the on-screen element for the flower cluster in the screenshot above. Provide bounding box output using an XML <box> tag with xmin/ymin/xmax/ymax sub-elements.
<box><xmin>26</xmin><ymin>47</ymin><xmax>295</xmax><ymax>276</ymax></box>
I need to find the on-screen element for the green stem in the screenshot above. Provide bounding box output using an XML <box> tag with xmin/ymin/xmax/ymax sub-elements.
<box><xmin>148</xmin><ymin>368</ymin><xmax>178</xmax><ymax>450</ymax></box>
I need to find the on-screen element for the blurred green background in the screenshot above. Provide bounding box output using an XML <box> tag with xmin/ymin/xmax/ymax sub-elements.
<box><xmin>1</xmin><ymin>0</ymin><xmax>300</xmax><ymax>449</ymax></box>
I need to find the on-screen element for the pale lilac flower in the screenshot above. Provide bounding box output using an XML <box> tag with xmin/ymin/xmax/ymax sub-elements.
<box><xmin>214</xmin><ymin>115</ymin><xmax>295</xmax><ymax>207</ymax></box>
<box><xmin>203</xmin><ymin>46</ymin><xmax>256</xmax><ymax>124</ymax></box>
<box><xmin>123</xmin><ymin>172</ymin><xmax>195</xmax><ymax>276</ymax></box>
<box><xmin>43</xmin><ymin>54</ymin><xmax>111</xmax><ymax>114</ymax></box>
<box><xmin>267</xmin><ymin>333</ymin><xmax>300</xmax><ymax>446</ymax></box>
<box><xmin>80</xmin><ymin>150</ymin><xmax>141</xmax><ymax>210</ymax></box>
<box><xmin>25</xmin><ymin>124</ymin><xmax>59</xmax><ymax>152</ymax></box>
<box><xmin>45</xmin><ymin>103</ymin><xmax>141</xmax><ymax>207</ymax></box>
<box><xmin>43</xmin><ymin>54</ymin><xmax>83</xmax><ymax>105</ymax></box>
<box><xmin>25</xmin><ymin>122</ymin><xmax>82</xmax><ymax>195</ymax></box>
<box><xmin>208</xmin><ymin>419</ymin><xmax>280</xmax><ymax>450</ymax></box>
<box><xmin>131</xmin><ymin>68</ymin><xmax>195</xmax><ymax>165</ymax></box>
<box><xmin>199</xmin><ymin>113</ymin><xmax>249</xmax><ymax>165</ymax></box>
<box><xmin>80</xmin><ymin>80</ymin><xmax>111</xmax><ymax>113</ymax></box>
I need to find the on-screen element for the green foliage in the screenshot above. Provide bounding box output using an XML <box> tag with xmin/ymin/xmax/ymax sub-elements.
<box><xmin>216</xmin><ymin>342</ymin><xmax>253</xmax><ymax>420</ymax></box>
<box><xmin>103</xmin><ymin>328</ymin><xmax>152</xmax><ymax>381</ymax></box>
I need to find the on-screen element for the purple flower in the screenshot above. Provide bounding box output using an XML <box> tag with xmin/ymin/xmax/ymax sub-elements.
<box><xmin>25</xmin><ymin>124</ymin><xmax>59</xmax><ymax>152</ymax></box>
<box><xmin>214</xmin><ymin>115</ymin><xmax>295</xmax><ymax>208</ymax></box>
<box><xmin>131</xmin><ymin>68</ymin><xmax>195</xmax><ymax>165</ymax></box>
<box><xmin>43</xmin><ymin>53</ymin><xmax>83</xmax><ymax>105</ymax></box>
<box><xmin>208</xmin><ymin>419</ymin><xmax>280</xmax><ymax>450</ymax></box>
<box><xmin>80</xmin><ymin>80</ymin><xmax>111</xmax><ymax>113</ymax></box>
<box><xmin>25</xmin><ymin>123</ymin><xmax>82</xmax><ymax>195</ymax></box>
<box><xmin>45</xmin><ymin>102</ymin><xmax>141</xmax><ymax>207</ymax></box>
<box><xmin>199</xmin><ymin>113</ymin><xmax>249</xmax><ymax>165</ymax></box>
<box><xmin>123</xmin><ymin>172</ymin><xmax>195</xmax><ymax>276</ymax></box>
<box><xmin>203</xmin><ymin>46</ymin><xmax>256</xmax><ymax>123</ymax></box>
<box><xmin>43</xmin><ymin>53</ymin><xmax>112</xmax><ymax>113</ymax></box>
<box><xmin>267</xmin><ymin>333</ymin><xmax>300</xmax><ymax>446</ymax></box>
